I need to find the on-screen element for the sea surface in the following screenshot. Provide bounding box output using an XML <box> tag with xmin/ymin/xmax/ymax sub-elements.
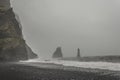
<box><xmin>20</xmin><ymin>58</ymin><xmax>120</xmax><ymax>71</ymax></box>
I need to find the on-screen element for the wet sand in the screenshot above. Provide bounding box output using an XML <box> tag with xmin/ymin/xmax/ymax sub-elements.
<box><xmin>0</xmin><ymin>62</ymin><xmax>120</xmax><ymax>80</ymax></box>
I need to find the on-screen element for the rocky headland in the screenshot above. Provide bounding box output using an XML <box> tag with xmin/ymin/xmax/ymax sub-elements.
<box><xmin>0</xmin><ymin>0</ymin><xmax>37</xmax><ymax>61</ymax></box>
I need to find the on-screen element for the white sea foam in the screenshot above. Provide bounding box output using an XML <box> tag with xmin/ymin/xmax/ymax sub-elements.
<box><xmin>20</xmin><ymin>59</ymin><xmax>120</xmax><ymax>71</ymax></box>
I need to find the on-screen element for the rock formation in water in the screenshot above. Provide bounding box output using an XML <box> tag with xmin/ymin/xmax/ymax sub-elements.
<box><xmin>52</xmin><ymin>47</ymin><xmax>63</xmax><ymax>58</ymax></box>
<box><xmin>77</xmin><ymin>48</ymin><xmax>80</xmax><ymax>58</ymax></box>
<box><xmin>0</xmin><ymin>0</ymin><xmax>37</xmax><ymax>61</ymax></box>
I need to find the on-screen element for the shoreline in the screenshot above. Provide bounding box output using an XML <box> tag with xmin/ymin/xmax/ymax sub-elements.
<box><xmin>0</xmin><ymin>62</ymin><xmax>120</xmax><ymax>80</ymax></box>
<box><xmin>20</xmin><ymin>59</ymin><xmax>120</xmax><ymax>71</ymax></box>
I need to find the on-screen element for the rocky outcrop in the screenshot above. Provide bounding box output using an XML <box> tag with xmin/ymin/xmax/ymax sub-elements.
<box><xmin>0</xmin><ymin>0</ymin><xmax>10</xmax><ymax>11</ymax></box>
<box><xmin>52</xmin><ymin>47</ymin><xmax>63</xmax><ymax>58</ymax></box>
<box><xmin>25</xmin><ymin>44</ymin><xmax>38</xmax><ymax>59</ymax></box>
<box><xmin>0</xmin><ymin>0</ymin><xmax>37</xmax><ymax>61</ymax></box>
<box><xmin>77</xmin><ymin>48</ymin><xmax>80</xmax><ymax>58</ymax></box>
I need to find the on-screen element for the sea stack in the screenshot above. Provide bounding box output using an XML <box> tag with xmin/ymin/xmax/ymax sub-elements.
<box><xmin>77</xmin><ymin>48</ymin><xmax>80</xmax><ymax>58</ymax></box>
<box><xmin>52</xmin><ymin>47</ymin><xmax>63</xmax><ymax>58</ymax></box>
<box><xmin>0</xmin><ymin>0</ymin><xmax>37</xmax><ymax>61</ymax></box>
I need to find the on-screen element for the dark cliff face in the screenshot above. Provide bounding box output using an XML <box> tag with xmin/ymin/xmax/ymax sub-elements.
<box><xmin>25</xmin><ymin>44</ymin><xmax>38</xmax><ymax>59</ymax></box>
<box><xmin>0</xmin><ymin>0</ymin><xmax>10</xmax><ymax>11</ymax></box>
<box><xmin>0</xmin><ymin>0</ymin><xmax>38</xmax><ymax>61</ymax></box>
<box><xmin>52</xmin><ymin>47</ymin><xmax>63</xmax><ymax>58</ymax></box>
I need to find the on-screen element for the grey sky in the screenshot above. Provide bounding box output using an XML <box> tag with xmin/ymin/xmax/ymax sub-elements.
<box><xmin>11</xmin><ymin>0</ymin><xmax>120</xmax><ymax>58</ymax></box>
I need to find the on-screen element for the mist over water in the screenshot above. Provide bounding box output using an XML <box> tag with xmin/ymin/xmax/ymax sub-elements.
<box><xmin>11</xmin><ymin>0</ymin><xmax>120</xmax><ymax>58</ymax></box>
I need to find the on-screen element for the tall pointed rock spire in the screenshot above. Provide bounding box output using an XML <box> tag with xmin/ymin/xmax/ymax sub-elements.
<box><xmin>77</xmin><ymin>48</ymin><xmax>80</xmax><ymax>58</ymax></box>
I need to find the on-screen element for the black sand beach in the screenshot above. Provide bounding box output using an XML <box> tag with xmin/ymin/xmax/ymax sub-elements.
<box><xmin>0</xmin><ymin>62</ymin><xmax>120</xmax><ymax>80</ymax></box>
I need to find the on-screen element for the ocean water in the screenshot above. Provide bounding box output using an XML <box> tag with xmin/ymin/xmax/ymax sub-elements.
<box><xmin>20</xmin><ymin>58</ymin><xmax>120</xmax><ymax>71</ymax></box>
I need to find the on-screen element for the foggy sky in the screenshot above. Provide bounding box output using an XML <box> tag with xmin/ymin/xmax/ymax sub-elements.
<box><xmin>11</xmin><ymin>0</ymin><xmax>120</xmax><ymax>58</ymax></box>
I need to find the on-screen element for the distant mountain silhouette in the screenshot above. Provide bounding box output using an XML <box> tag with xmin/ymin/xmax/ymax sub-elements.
<box><xmin>52</xmin><ymin>47</ymin><xmax>63</xmax><ymax>58</ymax></box>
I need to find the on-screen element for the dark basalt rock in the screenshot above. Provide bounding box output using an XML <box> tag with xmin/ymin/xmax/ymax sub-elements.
<box><xmin>52</xmin><ymin>47</ymin><xmax>63</xmax><ymax>58</ymax></box>
<box><xmin>25</xmin><ymin>44</ymin><xmax>38</xmax><ymax>59</ymax></box>
<box><xmin>0</xmin><ymin>0</ymin><xmax>38</xmax><ymax>61</ymax></box>
<box><xmin>77</xmin><ymin>48</ymin><xmax>80</xmax><ymax>58</ymax></box>
<box><xmin>0</xmin><ymin>0</ymin><xmax>10</xmax><ymax>11</ymax></box>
